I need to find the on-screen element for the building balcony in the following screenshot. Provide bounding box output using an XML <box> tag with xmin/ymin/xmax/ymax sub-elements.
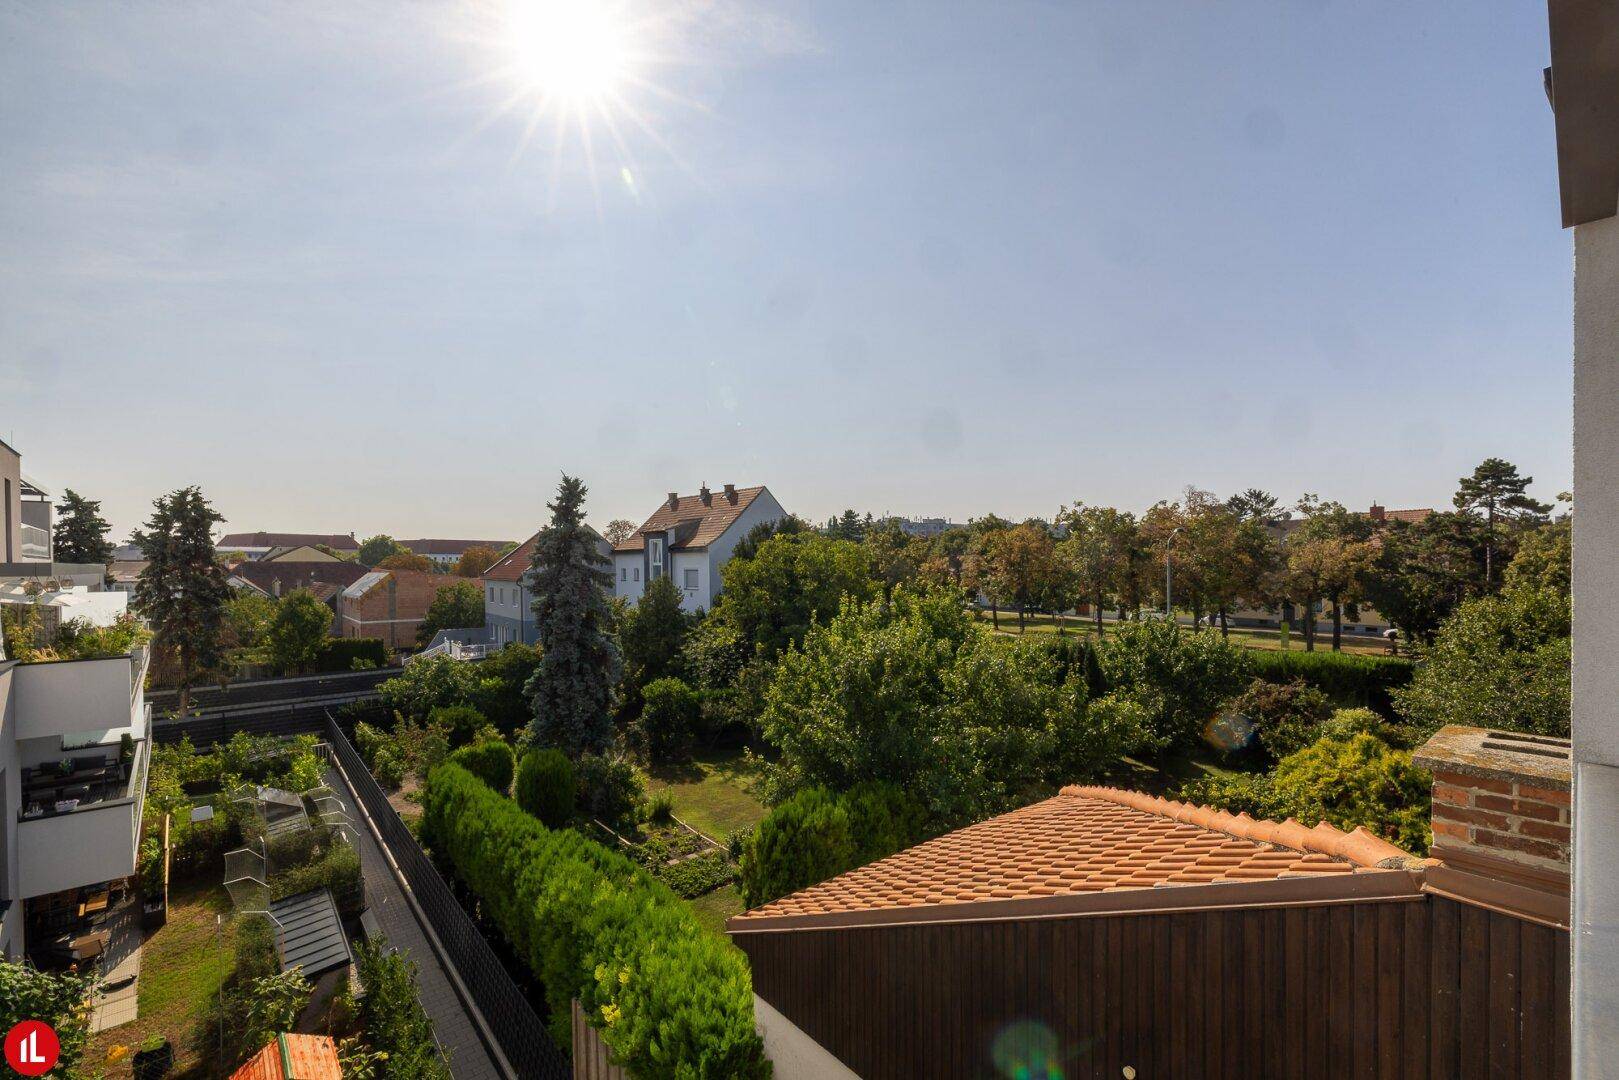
<box><xmin>18</xmin><ymin>523</ymin><xmax>50</xmax><ymax>562</ymax></box>
<box><xmin>16</xmin><ymin>725</ymin><xmax>149</xmax><ymax>898</ymax></box>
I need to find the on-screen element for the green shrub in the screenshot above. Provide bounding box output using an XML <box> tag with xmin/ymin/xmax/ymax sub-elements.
<box><xmin>283</xmin><ymin>751</ymin><xmax>324</xmax><ymax>793</ymax></box>
<box><xmin>633</xmin><ymin>677</ymin><xmax>700</xmax><ymax>764</ymax></box>
<box><xmin>447</xmin><ymin>739</ymin><xmax>515</xmax><ymax>794</ymax></box>
<box><xmin>1248</xmin><ymin>649</ymin><xmax>1414</xmax><ymax>714</ymax></box>
<box><xmin>371</xmin><ymin>746</ymin><xmax>406</xmax><ymax>789</ymax></box>
<box><xmin>1229</xmin><ymin>678</ymin><xmax>1334</xmax><ymax>760</ymax></box>
<box><xmin>1096</xmin><ymin>620</ymin><xmax>1252</xmax><ymax>751</ymax></box>
<box><xmin>422</xmin><ymin>763</ymin><xmax>767</xmax><ymax>1078</ymax></box>
<box><xmin>0</xmin><ymin>958</ymin><xmax>99</xmax><ymax>1078</ymax></box>
<box><xmin>354</xmin><ymin>721</ymin><xmax>387</xmax><ymax>766</ymax></box>
<box><xmin>575</xmin><ymin>753</ymin><xmax>644</xmax><ymax>829</ymax></box>
<box><xmin>515</xmin><ymin>748</ymin><xmax>576</xmax><ymax>829</ymax></box>
<box><xmin>318</xmin><ymin>637</ymin><xmax>388</xmax><ymax>672</ymax></box>
<box><xmin>739</xmin><ymin>782</ymin><xmax>925</xmax><ymax>909</ymax></box>
<box><xmin>272</xmin><ymin>843</ymin><xmax>363</xmax><ymax>915</ymax></box>
<box><xmin>646</xmin><ymin>790</ymin><xmax>676</xmax><ymax>825</ymax></box>
<box><xmin>428</xmin><ymin>704</ymin><xmax>486</xmax><ymax>748</ymax></box>
<box><xmin>355</xmin><ymin>939</ymin><xmax>451</xmax><ymax>1080</ymax></box>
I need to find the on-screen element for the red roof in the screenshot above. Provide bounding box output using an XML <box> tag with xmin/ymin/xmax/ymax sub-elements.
<box><xmin>400</xmin><ymin>538</ymin><xmax>514</xmax><ymax>556</ymax></box>
<box><xmin>217</xmin><ymin>532</ymin><xmax>357</xmax><ymax>551</ymax></box>
<box><xmin>731</xmin><ymin>786</ymin><xmax>1418</xmax><ymax>929</ymax></box>
<box><xmin>614</xmin><ymin>485</ymin><xmax>767</xmax><ymax>552</ymax></box>
<box><xmin>482</xmin><ymin>531</ymin><xmax>537</xmax><ymax>583</ymax></box>
<box><xmin>230</xmin><ymin>1034</ymin><xmax>342</xmax><ymax>1080</ymax></box>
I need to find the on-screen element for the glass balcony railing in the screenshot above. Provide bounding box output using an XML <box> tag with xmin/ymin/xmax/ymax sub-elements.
<box><xmin>19</xmin><ymin>523</ymin><xmax>50</xmax><ymax>561</ymax></box>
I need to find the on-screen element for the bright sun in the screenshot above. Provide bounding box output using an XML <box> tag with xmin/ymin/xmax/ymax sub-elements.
<box><xmin>505</xmin><ymin>0</ymin><xmax>630</xmax><ymax>104</ymax></box>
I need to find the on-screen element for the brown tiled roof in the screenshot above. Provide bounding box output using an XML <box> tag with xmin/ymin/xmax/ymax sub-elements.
<box><xmin>1383</xmin><ymin>508</ymin><xmax>1434</xmax><ymax>523</ymax></box>
<box><xmin>732</xmin><ymin>786</ymin><xmax>1416</xmax><ymax>926</ymax></box>
<box><xmin>482</xmin><ymin>532</ymin><xmax>537</xmax><ymax>583</ymax></box>
<box><xmin>400</xmin><ymin>538</ymin><xmax>514</xmax><ymax>556</ymax></box>
<box><xmin>229</xmin><ymin>561</ymin><xmax>369</xmax><ymax>595</ymax></box>
<box><xmin>230</xmin><ymin>1034</ymin><xmax>342</xmax><ymax>1080</ymax></box>
<box><xmin>217</xmin><ymin>532</ymin><xmax>358</xmax><ymax>551</ymax></box>
<box><xmin>614</xmin><ymin>486</ymin><xmax>767</xmax><ymax>552</ymax></box>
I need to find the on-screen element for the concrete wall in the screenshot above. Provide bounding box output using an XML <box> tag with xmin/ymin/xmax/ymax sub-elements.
<box><xmin>1573</xmin><ymin>210</ymin><xmax>1619</xmax><ymax>1072</ymax></box>
<box><xmin>751</xmin><ymin>994</ymin><xmax>860</xmax><ymax>1080</ymax></box>
<box><xmin>0</xmin><ymin>662</ymin><xmax>20</xmax><ymax>958</ymax></box>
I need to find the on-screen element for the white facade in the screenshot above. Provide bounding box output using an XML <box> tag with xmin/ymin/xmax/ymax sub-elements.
<box><xmin>612</xmin><ymin>486</ymin><xmax>787</xmax><ymax>613</ymax></box>
<box><xmin>0</xmin><ymin>647</ymin><xmax>151</xmax><ymax>959</ymax></box>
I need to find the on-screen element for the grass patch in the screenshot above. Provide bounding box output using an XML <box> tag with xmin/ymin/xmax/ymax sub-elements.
<box><xmin>646</xmin><ymin>749</ymin><xmax>769</xmax><ymax>842</ymax></box>
<box><xmin>91</xmin><ymin>874</ymin><xmax>238</xmax><ymax>1079</ymax></box>
<box><xmin>685</xmin><ymin>883</ymin><xmax>745</xmax><ymax>936</ymax></box>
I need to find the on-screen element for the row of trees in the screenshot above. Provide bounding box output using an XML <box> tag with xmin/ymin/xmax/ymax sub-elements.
<box><xmin>814</xmin><ymin>456</ymin><xmax>1559</xmax><ymax>651</ymax></box>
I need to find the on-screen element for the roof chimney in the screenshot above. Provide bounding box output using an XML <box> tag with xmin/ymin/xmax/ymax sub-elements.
<box><xmin>1413</xmin><ymin>724</ymin><xmax>1571</xmax><ymax>925</ymax></box>
<box><xmin>723</xmin><ymin>483</ymin><xmax>737</xmax><ymax>505</ymax></box>
<box><xmin>699</xmin><ymin>484</ymin><xmax>712</xmax><ymax>507</ymax></box>
<box><xmin>667</xmin><ymin>492</ymin><xmax>680</xmax><ymax>510</ymax></box>
<box><xmin>1369</xmin><ymin>503</ymin><xmax>1387</xmax><ymax>522</ymax></box>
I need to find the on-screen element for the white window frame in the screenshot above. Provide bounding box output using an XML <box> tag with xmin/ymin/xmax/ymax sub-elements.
<box><xmin>683</xmin><ymin>567</ymin><xmax>700</xmax><ymax>590</ymax></box>
<box><xmin>649</xmin><ymin>538</ymin><xmax>664</xmax><ymax>579</ymax></box>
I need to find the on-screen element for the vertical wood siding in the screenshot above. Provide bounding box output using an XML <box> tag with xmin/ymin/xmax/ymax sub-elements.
<box><xmin>737</xmin><ymin>897</ymin><xmax>1569</xmax><ymax>1080</ymax></box>
<box><xmin>571</xmin><ymin>1000</ymin><xmax>628</xmax><ymax>1080</ymax></box>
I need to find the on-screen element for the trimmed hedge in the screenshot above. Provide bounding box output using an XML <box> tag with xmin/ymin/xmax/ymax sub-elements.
<box><xmin>422</xmin><ymin>763</ymin><xmax>767</xmax><ymax>1078</ymax></box>
<box><xmin>317</xmin><ymin>637</ymin><xmax>388</xmax><ymax>671</ymax></box>
<box><xmin>516</xmin><ymin>748</ymin><xmax>576</xmax><ymax>829</ymax></box>
<box><xmin>447</xmin><ymin>739</ymin><xmax>515</xmax><ymax>795</ymax></box>
<box><xmin>1248</xmin><ymin>650</ymin><xmax>1414</xmax><ymax>714</ymax></box>
<box><xmin>740</xmin><ymin>782</ymin><xmax>927</xmax><ymax>909</ymax></box>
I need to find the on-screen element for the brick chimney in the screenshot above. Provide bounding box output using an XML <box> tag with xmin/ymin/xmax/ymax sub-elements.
<box><xmin>667</xmin><ymin>492</ymin><xmax>680</xmax><ymax>510</ymax></box>
<box><xmin>723</xmin><ymin>483</ymin><xmax>737</xmax><ymax>505</ymax></box>
<box><xmin>1414</xmin><ymin>725</ymin><xmax>1570</xmax><ymax>924</ymax></box>
<box><xmin>699</xmin><ymin>484</ymin><xmax>712</xmax><ymax>507</ymax></box>
<box><xmin>1369</xmin><ymin>503</ymin><xmax>1387</xmax><ymax>523</ymax></box>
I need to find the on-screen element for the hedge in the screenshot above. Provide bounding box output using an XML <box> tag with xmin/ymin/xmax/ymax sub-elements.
<box><xmin>447</xmin><ymin>739</ymin><xmax>515</xmax><ymax>795</ymax></box>
<box><xmin>1248</xmin><ymin>650</ymin><xmax>1414</xmax><ymax>714</ymax></box>
<box><xmin>317</xmin><ymin>637</ymin><xmax>388</xmax><ymax>671</ymax></box>
<box><xmin>422</xmin><ymin>763</ymin><xmax>767</xmax><ymax>1078</ymax></box>
<box><xmin>740</xmin><ymin>782</ymin><xmax>926</xmax><ymax>909</ymax></box>
<box><xmin>516</xmin><ymin>748</ymin><xmax>576</xmax><ymax>829</ymax></box>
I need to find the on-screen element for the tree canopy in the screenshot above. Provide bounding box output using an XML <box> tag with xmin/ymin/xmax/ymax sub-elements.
<box><xmin>357</xmin><ymin>534</ymin><xmax>407</xmax><ymax>567</ymax></box>
<box><xmin>132</xmin><ymin>487</ymin><xmax>231</xmax><ymax>708</ymax></box>
<box><xmin>265</xmin><ymin>589</ymin><xmax>333</xmax><ymax>673</ymax></box>
<box><xmin>52</xmin><ymin>489</ymin><xmax>115</xmax><ymax>565</ymax></box>
<box><xmin>453</xmin><ymin>545</ymin><xmax>499</xmax><ymax>577</ymax></box>
<box><xmin>417</xmin><ymin>580</ymin><xmax>486</xmax><ymax>646</ymax></box>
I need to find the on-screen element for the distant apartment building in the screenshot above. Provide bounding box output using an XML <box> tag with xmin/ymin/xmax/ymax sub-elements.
<box><xmin>215</xmin><ymin>532</ymin><xmax>359</xmax><ymax>561</ymax></box>
<box><xmin>612</xmin><ymin>484</ymin><xmax>787</xmax><ymax>613</ymax></box>
<box><xmin>877</xmin><ymin>516</ymin><xmax>962</xmax><ymax>539</ymax></box>
<box><xmin>482</xmin><ymin>529</ymin><xmax>612</xmax><ymax>646</ymax></box>
<box><xmin>0</xmin><ymin>441</ymin><xmax>112</xmax><ymax>591</ymax></box>
<box><xmin>400</xmin><ymin>538</ymin><xmax>515</xmax><ymax>569</ymax></box>
<box><xmin>0</xmin><ymin>635</ymin><xmax>152</xmax><ymax>960</ymax></box>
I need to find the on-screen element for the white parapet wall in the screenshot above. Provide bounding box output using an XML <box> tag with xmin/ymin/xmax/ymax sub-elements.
<box><xmin>752</xmin><ymin>994</ymin><xmax>861</xmax><ymax>1080</ymax></box>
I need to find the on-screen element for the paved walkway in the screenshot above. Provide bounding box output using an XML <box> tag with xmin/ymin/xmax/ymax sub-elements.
<box><xmin>89</xmin><ymin>900</ymin><xmax>142</xmax><ymax>1033</ymax></box>
<box><xmin>321</xmin><ymin>768</ymin><xmax>504</xmax><ymax>1080</ymax></box>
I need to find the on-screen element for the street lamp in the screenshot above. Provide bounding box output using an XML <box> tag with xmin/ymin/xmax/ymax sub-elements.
<box><xmin>1165</xmin><ymin>527</ymin><xmax>1182</xmax><ymax>620</ymax></box>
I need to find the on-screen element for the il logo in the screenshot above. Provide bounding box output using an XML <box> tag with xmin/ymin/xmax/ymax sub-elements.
<box><xmin>4</xmin><ymin>1021</ymin><xmax>59</xmax><ymax>1076</ymax></box>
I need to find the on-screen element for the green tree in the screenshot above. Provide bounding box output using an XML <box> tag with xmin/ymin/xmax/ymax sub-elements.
<box><xmin>0</xmin><ymin>957</ymin><xmax>98</xmax><ymax>1079</ymax></box>
<box><xmin>357</xmin><ymin>534</ymin><xmax>407</xmax><ymax>567</ymax></box>
<box><xmin>713</xmin><ymin>532</ymin><xmax>875</xmax><ymax>659</ymax></box>
<box><xmin>634</xmin><ymin>676</ymin><xmax>700</xmax><ymax>763</ymax></box>
<box><xmin>222</xmin><ymin>592</ymin><xmax>278</xmax><ymax>656</ymax></box>
<box><xmin>1394</xmin><ymin>585</ymin><xmax>1570</xmax><ymax>738</ymax></box>
<box><xmin>52</xmin><ymin>489</ymin><xmax>114</xmax><ymax>565</ymax></box>
<box><xmin>515</xmin><ymin>747</ymin><xmax>576</xmax><ymax>828</ymax></box>
<box><xmin>1056</xmin><ymin>503</ymin><xmax>1136</xmax><ymax>632</ymax></box>
<box><xmin>472</xmin><ymin>642</ymin><xmax>542</xmax><ymax>736</ymax></box>
<box><xmin>377</xmin><ymin>551</ymin><xmax>435</xmax><ymax>573</ymax></box>
<box><xmin>522</xmin><ymin>475</ymin><xmax>622</xmax><ymax>755</ymax></box>
<box><xmin>619</xmin><ymin>574</ymin><xmax>692</xmax><ymax>692</ymax></box>
<box><xmin>1096</xmin><ymin>617</ymin><xmax>1251</xmax><ymax>751</ymax></box>
<box><xmin>1361</xmin><ymin>511</ymin><xmax>1486</xmax><ymax>643</ymax></box>
<box><xmin>133</xmin><ymin>487</ymin><xmax>231</xmax><ymax>712</ymax></box>
<box><xmin>417</xmin><ymin>580</ymin><xmax>484</xmax><ymax>646</ymax></box>
<box><xmin>453</xmin><ymin>545</ymin><xmax>499</xmax><ymax>577</ymax></box>
<box><xmin>1504</xmin><ymin>514</ymin><xmax>1571</xmax><ymax>596</ymax></box>
<box><xmin>1454</xmin><ymin>457</ymin><xmax>1551</xmax><ymax>585</ymax></box>
<box><xmin>1285</xmin><ymin>500</ymin><xmax>1377</xmax><ymax>651</ymax></box>
<box><xmin>982</xmin><ymin>522</ymin><xmax>1060</xmax><ymax>631</ymax></box>
<box><xmin>377</xmin><ymin>653</ymin><xmax>481</xmax><ymax>720</ymax></box>
<box><xmin>265</xmin><ymin>589</ymin><xmax>332</xmax><ymax>673</ymax></box>
<box><xmin>602</xmin><ymin>519</ymin><xmax>638</xmax><ymax>547</ymax></box>
<box><xmin>863</xmin><ymin>521</ymin><xmax>931</xmax><ymax>595</ymax></box>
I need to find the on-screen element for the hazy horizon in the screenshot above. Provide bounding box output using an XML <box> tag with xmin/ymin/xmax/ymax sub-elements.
<box><xmin>1</xmin><ymin>2</ymin><xmax>1573</xmax><ymax>541</ymax></box>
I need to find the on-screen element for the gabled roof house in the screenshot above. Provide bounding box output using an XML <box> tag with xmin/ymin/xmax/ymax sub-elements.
<box><xmin>612</xmin><ymin>483</ymin><xmax>786</xmax><ymax>613</ymax></box>
<box><xmin>730</xmin><ymin>728</ymin><xmax>1570</xmax><ymax>1079</ymax></box>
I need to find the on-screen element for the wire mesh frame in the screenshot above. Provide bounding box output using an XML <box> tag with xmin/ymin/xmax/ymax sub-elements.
<box><xmin>323</xmin><ymin>714</ymin><xmax>570</xmax><ymax>1079</ymax></box>
<box><xmin>224</xmin><ymin>837</ymin><xmax>269</xmax><ymax>911</ymax></box>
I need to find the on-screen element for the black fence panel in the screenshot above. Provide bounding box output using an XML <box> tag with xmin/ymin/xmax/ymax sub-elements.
<box><xmin>323</xmin><ymin>717</ymin><xmax>571</xmax><ymax>1080</ymax></box>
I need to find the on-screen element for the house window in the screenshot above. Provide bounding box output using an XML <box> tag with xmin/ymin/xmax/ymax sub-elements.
<box><xmin>683</xmin><ymin>568</ymin><xmax>699</xmax><ymax>590</ymax></box>
<box><xmin>621</xmin><ymin>567</ymin><xmax>627</xmax><ymax>582</ymax></box>
<box><xmin>633</xmin><ymin>567</ymin><xmax>640</xmax><ymax>582</ymax></box>
<box><xmin>649</xmin><ymin>538</ymin><xmax>664</xmax><ymax>578</ymax></box>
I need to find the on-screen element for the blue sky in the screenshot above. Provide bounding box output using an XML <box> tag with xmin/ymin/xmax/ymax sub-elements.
<box><xmin>0</xmin><ymin>1</ymin><xmax>1571</xmax><ymax>540</ymax></box>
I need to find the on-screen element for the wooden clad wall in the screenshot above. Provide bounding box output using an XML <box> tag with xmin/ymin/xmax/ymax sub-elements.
<box><xmin>737</xmin><ymin>896</ymin><xmax>1569</xmax><ymax>1079</ymax></box>
<box><xmin>571</xmin><ymin>999</ymin><xmax>628</xmax><ymax>1080</ymax></box>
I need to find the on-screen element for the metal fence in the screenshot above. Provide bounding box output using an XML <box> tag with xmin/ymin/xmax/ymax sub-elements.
<box><xmin>322</xmin><ymin>716</ymin><xmax>571</xmax><ymax>1080</ymax></box>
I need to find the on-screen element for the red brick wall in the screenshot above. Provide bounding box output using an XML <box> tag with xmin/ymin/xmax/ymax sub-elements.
<box><xmin>340</xmin><ymin>570</ymin><xmax>444</xmax><ymax>650</ymax></box>
<box><xmin>1430</xmin><ymin>768</ymin><xmax>1571</xmax><ymax>873</ymax></box>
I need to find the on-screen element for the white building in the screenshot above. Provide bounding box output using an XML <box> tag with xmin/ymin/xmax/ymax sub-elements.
<box><xmin>612</xmin><ymin>484</ymin><xmax>787</xmax><ymax>613</ymax></box>
<box><xmin>0</xmin><ymin>639</ymin><xmax>152</xmax><ymax>960</ymax></box>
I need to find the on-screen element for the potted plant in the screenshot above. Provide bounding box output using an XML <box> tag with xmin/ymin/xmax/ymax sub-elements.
<box><xmin>120</xmin><ymin>733</ymin><xmax>135</xmax><ymax>779</ymax></box>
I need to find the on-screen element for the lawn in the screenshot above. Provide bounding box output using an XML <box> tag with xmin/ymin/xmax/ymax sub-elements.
<box><xmin>90</xmin><ymin>874</ymin><xmax>239</xmax><ymax>1079</ymax></box>
<box><xmin>686</xmin><ymin>883</ymin><xmax>746</xmax><ymax>935</ymax></box>
<box><xmin>645</xmin><ymin>749</ymin><xmax>769</xmax><ymax>843</ymax></box>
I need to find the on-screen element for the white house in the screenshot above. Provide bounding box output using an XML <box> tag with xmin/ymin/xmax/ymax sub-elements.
<box><xmin>612</xmin><ymin>484</ymin><xmax>787</xmax><ymax>613</ymax></box>
<box><xmin>482</xmin><ymin>528</ymin><xmax>612</xmax><ymax>646</ymax></box>
<box><xmin>0</xmin><ymin>637</ymin><xmax>152</xmax><ymax>960</ymax></box>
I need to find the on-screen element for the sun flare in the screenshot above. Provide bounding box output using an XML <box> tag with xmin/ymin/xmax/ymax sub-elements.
<box><xmin>505</xmin><ymin>0</ymin><xmax>631</xmax><ymax>105</ymax></box>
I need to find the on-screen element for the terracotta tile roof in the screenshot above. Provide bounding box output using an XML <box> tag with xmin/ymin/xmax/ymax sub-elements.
<box><xmin>217</xmin><ymin>532</ymin><xmax>358</xmax><ymax>551</ymax></box>
<box><xmin>229</xmin><ymin>561</ymin><xmax>369</xmax><ymax>595</ymax></box>
<box><xmin>1382</xmin><ymin>507</ymin><xmax>1434</xmax><ymax>523</ymax></box>
<box><xmin>614</xmin><ymin>485</ymin><xmax>767</xmax><ymax>552</ymax></box>
<box><xmin>733</xmin><ymin>786</ymin><xmax>1416</xmax><ymax>925</ymax></box>
<box><xmin>483</xmin><ymin>532</ymin><xmax>537</xmax><ymax>583</ymax></box>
